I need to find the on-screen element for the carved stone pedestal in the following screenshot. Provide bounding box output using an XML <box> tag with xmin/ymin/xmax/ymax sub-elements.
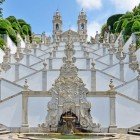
<box><xmin>109</xmin><ymin>125</ymin><xmax>117</xmax><ymax>133</ymax></box>
<box><xmin>21</xmin><ymin>125</ymin><xmax>29</xmax><ymax>133</ymax></box>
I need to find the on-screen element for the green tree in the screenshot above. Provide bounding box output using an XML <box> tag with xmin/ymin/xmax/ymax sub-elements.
<box><xmin>107</xmin><ymin>14</ymin><xmax>123</xmax><ymax>32</ymax></box>
<box><xmin>0</xmin><ymin>0</ymin><xmax>5</xmax><ymax>17</ymax></box>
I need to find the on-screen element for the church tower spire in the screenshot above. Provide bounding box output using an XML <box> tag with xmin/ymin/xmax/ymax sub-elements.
<box><xmin>53</xmin><ymin>9</ymin><xmax>62</xmax><ymax>43</ymax></box>
<box><xmin>77</xmin><ymin>9</ymin><xmax>87</xmax><ymax>43</ymax></box>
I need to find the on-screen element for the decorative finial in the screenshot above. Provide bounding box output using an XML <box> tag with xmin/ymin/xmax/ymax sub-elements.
<box><xmin>49</xmin><ymin>52</ymin><xmax>52</xmax><ymax>58</ymax></box>
<box><xmin>24</xmin><ymin>79</ymin><xmax>29</xmax><ymax>91</ymax></box>
<box><xmin>43</xmin><ymin>59</ymin><xmax>47</xmax><ymax>70</ymax></box>
<box><xmin>91</xmin><ymin>59</ymin><xmax>96</xmax><ymax>70</ymax></box>
<box><xmin>109</xmin><ymin>79</ymin><xmax>115</xmax><ymax>91</ymax></box>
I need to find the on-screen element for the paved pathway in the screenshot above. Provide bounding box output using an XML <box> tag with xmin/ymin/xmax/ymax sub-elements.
<box><xmin>0</xmin><ymin>134</ymin><xmax>140</xmax><ymax>140</ymax></box>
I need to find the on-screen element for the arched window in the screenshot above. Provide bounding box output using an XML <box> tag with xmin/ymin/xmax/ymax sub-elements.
<box><xmin>56</xmin><ymin>23</ymin><xmax>59</xmax><ymax>30</ymax></box>
<box><xmin>81</xmin><ymin>23</ymin><xmax>84</xmax><ymax>30</ymax></box>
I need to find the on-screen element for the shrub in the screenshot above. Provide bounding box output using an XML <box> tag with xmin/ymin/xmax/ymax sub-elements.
<box><xmin>121</xmin><ymin>19</ymin><xmax>128</xmax><ymax>30</ymax></box>
<box><xmin>7</xmin><ymin>26</ymin><xmax>18</xmax><ymax>44</ymax></box>
<box><xmin>7</xmin><ymin>16</ymin><xmax>26</xmax><ymax>39</ymax></box>
<box><xmin>100</xmin><ymin>23</ymin><xmax>108</xmax><ymax>38</ymax></box>
<box><xmin>0</xmin><ymin>19</ymin><xmax>11</xmax><ymax>34</ymax></box>
<box><xmin>0</xmin><ymin>37</ymin><xmax>5</xmax><ymax>50</ymax></box>
<box><xmin>113</xmin><ymin>21</ymin><xmax>119</xmax><ymax>33</ymax></box>
<box><xmin>0</xmin><ymin>19</ymin><xmax>18</xmax><ymax>44</ymax></box>
<box><xmin>12</xmin><ymin>22</ymin><xmax>20</xmax><ymax>33</ymax></box>
<box><xmin>115</xmin><ymin>20</ymin><xmax>124</xmax><ymax>33</ymax></box>
<box><xmin>18</xmin><ymin>19</ymin><xmax>32</xmax><ymax>42</ymax></box>
<box><xmin>133</xmin><ymin>15</ymin><xmax>140</xmax><ymax>20</ymax></box>
<box><xmin>33</xmin><ymin>36</ymin><xmax>41</xmax><ymax>44</ymax></box>
<box><xmin>119</xmin><ymin>12</ymin><xmax>133</xmax><ymax>20</ymax></box>
<box><xmin>124</xmin><ymin>21</ymin><xmax>134</xmax><ymax>36</ymax></box>
<box><xmin>6</xmin><ymin>16</ymin><xmax>17</xmax><ymax>23</ymax></box>
<box><xmin>22</xmin><ymin>25</ymin><xmax>29</xmax><ymax>35</ymax></box>
<box><xmin>131</xmin><ymin>20</ymin><xmax>140</xmax><ymax>32</ymax></box>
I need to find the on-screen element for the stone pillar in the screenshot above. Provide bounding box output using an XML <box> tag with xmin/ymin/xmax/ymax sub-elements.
<box><xmin>86</xmin><ymin>58</ymin><xmax>90</xmax><ymax>69</ymax></box>
<box><xmin>49</xmin><ymin>58</ymin><xmax>52</xmax><ymax>70</ymax></box>
<box><xmin>0</xmin><ymin>79</ymin><xmax>1</xmax><ymax>101</ymax></box>
<box><xmin>33</xmin><ymin>48</ymin><xmax>37</xmax><ymax>56</ymax></box>
<box><xmin>109</xmin><ymin>53</ymin><xmax>113</xmax><ymax>66</ymax></box>
<box><xmin>39</xmin><ymin>43</ymin><xmax>42</xmax><ymax>49</ymax></box>
<box><xmin>15</xmin><ymin>62</ymin><xmax>19</xmax><ymax>81</ymax></box>
<box><xmin>53</xmin><ymin>50</ymin><xmax>56</xmax><ymax>58</ymax></box>
<box><xmin>137</xmin><ymin>69</ymin><xmax>140</xmax><ymax>101</ymax></box>
<box><xmin>120</xmin><ymin>61</ymin><xmax>124</xmax><ymax>81</ymax></box>
<box><xmin>108</xmin><ymin>49</ymin><xmax>113</xmax><ymax>66</ymax></box>
<box><xmin>81</xmin><ymin>45</ymin><xmax>84</xmax><ymax>51</ymax></box>
<box><xmin>91</xmin><ymin>61</ymin><xmax>96</xmax><ymax>91</ymax></box>
<box><xmin>98</xmin><ymin>43</ymin><xmax>100</xmax><ymax>49</ymax></box>
<box><xmin>22</xmin><ymin>93</ymin><xmax>29</xmax><ymax>128</ymax></box>
<box><xmin>42</xmin><ymin>60</ymin><xmax>47</xmax><ymax>91</ymax></box>
<box><xmin>0</xmin><ymin>65</ymin><xmax>2</xmax><ymax>101</ymax></box>
<box><xmin>109</xmin><ymin>94</ymin><xmax>117</xmax><ymax>133</ymax></box>
<box><xmin>26</xmin><ymin>54</ymin><xmax>30</xmax><ymax>67</ymax></box>
<box><xmin>21</xmin><ymin>80</ymin><xmax>29</xmax><ymax>132</ymax></box>
<box><xmin>103</xmin><ymin>45</ymin><xmax>106</xmax><ymax>56</ymax></box>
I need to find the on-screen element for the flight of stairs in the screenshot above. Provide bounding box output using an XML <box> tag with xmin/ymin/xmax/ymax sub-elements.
<box><xmin>0</xmin><ymin>124</ymin><xmax>10</xmax><ymax>135</ymax></box>
<box><xmin>128</xmin><ymin>125</ymin><xmax>140</xmax><ymax>136</ymax></box>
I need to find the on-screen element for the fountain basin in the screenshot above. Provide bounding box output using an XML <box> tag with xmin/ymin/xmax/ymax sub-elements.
<box><xmin>19</xmin><ymin>133</ymin><xmax>117</xmax><ymax>140</ymax></box>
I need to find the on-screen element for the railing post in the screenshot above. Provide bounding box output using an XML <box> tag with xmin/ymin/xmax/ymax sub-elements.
<box><xmin>91</xmin><ymin>61</ymin><xmax>96</xmax><ymax>92</ymax></box>
<box><xmin>42</xmin><ymin>60</ymin><xmax>47</xmax><ymax>91</ymax></box>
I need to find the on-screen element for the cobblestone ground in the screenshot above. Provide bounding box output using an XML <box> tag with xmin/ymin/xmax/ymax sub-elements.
<box><xmin>0</xmin><ymin>134</ymin><xmax>140</xmax><ymax>140</ymax></box>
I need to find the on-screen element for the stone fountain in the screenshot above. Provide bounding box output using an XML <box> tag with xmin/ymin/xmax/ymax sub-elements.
<box><xmin>43</xmin><ymin>33</ymin><xmax>100</xmax><ymax>134</ymax></box>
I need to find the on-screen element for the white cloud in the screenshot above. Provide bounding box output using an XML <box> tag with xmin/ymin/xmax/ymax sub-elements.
<box><xmin>76</xmin><ymin>0</ymin><xmax>102</xmax><ymax>10</ymax></box>
<box><xmin>87</xmin><ymin>21</ymin><xmax>101</xmax><ymax>41</ymax></box>
<box><xmin>111</xmin><ymin>0</ymin><xmax>140</xmax><ymax>12</ymax></box>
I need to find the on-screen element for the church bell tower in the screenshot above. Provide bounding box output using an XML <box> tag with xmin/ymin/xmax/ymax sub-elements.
<box><xmin>53</xmin><ymin>9</ymin><xmax>62</xmax><ymax>43</ymax></box>
<box><xmin>78</xmin><ymin>9</ymin><xmax>87</xmax><ymax>43</ymax></box>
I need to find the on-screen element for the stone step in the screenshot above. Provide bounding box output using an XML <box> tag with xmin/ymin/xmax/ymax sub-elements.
<box><xmin>133</xmin><ymin>129</ymin><xmax>140</xmax><ymax>132</ymax></box>
<box><xmin>0</xmin><ymin>128</ymin><xmax>7</xmax><ymax>132</ymax></box>
<box><xmin>0</xmin><ymin>130</ymin><xmax>10</xmax><ymax>135</ymax></box>
<box><xmin>128</xmin><ymin>131</ymin><xmax>140</xmax><ymax>136</ymax></box>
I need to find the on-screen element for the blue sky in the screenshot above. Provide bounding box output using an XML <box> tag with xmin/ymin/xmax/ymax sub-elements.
<box><xmin>2</xmin><ymin>0</ymin><xmax>140</xmax><ymax>37</ymax></box>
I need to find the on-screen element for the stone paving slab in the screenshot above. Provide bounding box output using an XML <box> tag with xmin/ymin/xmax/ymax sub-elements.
<box><xmin>0</xmin><ymin>134</ymin><xmax>140</xmax><ymax>140</ymax></box>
